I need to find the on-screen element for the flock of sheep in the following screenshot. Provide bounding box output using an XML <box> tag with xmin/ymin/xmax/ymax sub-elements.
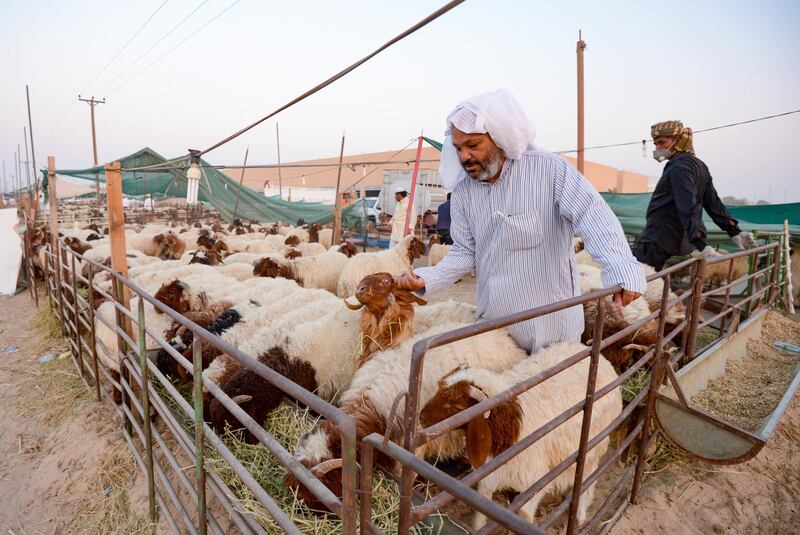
<box><xmin>28</xmin><ymin>217</ymin><xmax>689</xmax><ymax>529</ymax></box>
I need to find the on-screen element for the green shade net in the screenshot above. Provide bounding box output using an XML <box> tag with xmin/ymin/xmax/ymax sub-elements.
<box><xmin>41</xmin><ymin>147</ymin><xmax>366</xmax><ymax>226</ymax></box>
<box><xmin>600</xmin><ymin>193</ymin><xmax>799</xmax><ymax>243</ymax></box>
<box><xmin>423</xmin><ymin>136</ymin><xmax>798</xmax><ymax>243</ymax></box>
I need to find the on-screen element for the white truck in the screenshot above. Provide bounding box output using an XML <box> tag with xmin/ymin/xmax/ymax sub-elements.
<box><xmin>374</xmin><ymin>169</ymin><xmax>448</xmax><ymax>221</ymax></box>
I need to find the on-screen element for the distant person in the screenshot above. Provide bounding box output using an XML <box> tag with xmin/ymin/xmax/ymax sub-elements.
<box><xmin>389</xmin><ymin>186</ymin><xmax>416</xmax><ymax>248</ymax></box>
<box><xmin>633</xmin><ymin>120</ymin><xmax>755</xmax><ymax>270</ymax></box>
<box><xmin>396</xmin><ymin>89</ymin><xmax>645</xmax><ymax>354</ymax></box>
<box><xmin>435</xmin><ymin>192</ymin><xmax>453</xmax><ymax>245</ymax></box>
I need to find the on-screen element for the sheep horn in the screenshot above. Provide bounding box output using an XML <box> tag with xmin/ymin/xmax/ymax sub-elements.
<box><xmin>310</xmin><ymin>458</ymin><xmax>343</xmax><ymax>477</ymax></box>
<box><xmin>468</xmin><ymin>385</ymin><xmax>491</xmax><ymax>419</ymax></box>
<box><xmin>231</xmin><ymin>394</ymin><xmax>253</xmax><ymax>404</ymax></box>
<box><xmin>344</xmin><ymin>298</ymin><xmax>363</xmax><ymax>311</ymax></box>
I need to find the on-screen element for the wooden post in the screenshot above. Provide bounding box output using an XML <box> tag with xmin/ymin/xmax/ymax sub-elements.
<box><xmin>105</xmin><ymin>162</ymin><xmax>132</xmax><ymax>329</ymax></box>
<box><xmin>404</xmin><ymin>134</ymin><xmax>424</xmax><ymax>237</ymax></box>
<box><xmin>332</xmin><ymin>133</ymin><xmax>346</xmax><ymax>244</ymax></box>
<box><xmin>232</xmin><ymin>146</ymin><xmax>250</xmax><ymax>222</ymax></box>
<box><xmin>577</xmin><ymin>30</ymin><xmax>587</xmax><ymax>175</ymax></box>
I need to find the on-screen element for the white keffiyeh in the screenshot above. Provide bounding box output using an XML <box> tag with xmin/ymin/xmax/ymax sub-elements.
<box><xmin>440</xmin><ymin>89</ymin><xmax>537</xmax><ymax>189</ymax></box>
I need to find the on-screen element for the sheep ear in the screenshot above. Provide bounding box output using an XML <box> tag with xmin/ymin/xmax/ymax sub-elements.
<box><xmin>231</xmin><ymin>394</ymin><xmax>252</xmax><ymax>405</ymax></box>
<box><xmin>465</xmin><ymin>417</ymin><xmax>492</xmax><ymax>468</ymax></box>
<box><xmin>409</xmin><ymin>294</ymin><xmax>427</xmax><ymax>306</ymax></box>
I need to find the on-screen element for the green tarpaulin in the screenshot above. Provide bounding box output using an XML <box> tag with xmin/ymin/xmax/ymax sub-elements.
<box><xmin>600</xmin><ymin>193</ymin><xmax>799</xmax><ymax>243</ymax></box>
<box><xmin>42</xmin><ymin>147</ymin><xmax>366</xmax><ymax>226</ymax></box>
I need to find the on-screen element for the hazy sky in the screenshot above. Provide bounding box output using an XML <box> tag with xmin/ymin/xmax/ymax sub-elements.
<box><xmin>2</xmin><ymin>0</ymin><xmax>798</xmax><ymax>201</ymax></box>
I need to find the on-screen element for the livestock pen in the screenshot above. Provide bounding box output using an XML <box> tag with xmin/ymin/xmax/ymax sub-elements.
<box><xmin>20</xmin><ymin>178</ymin><xmax>796</xmax><ymax>534</ymax></box>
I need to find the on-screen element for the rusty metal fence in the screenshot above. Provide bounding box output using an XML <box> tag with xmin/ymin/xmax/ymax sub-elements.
<box><xmin>32</xmin><ymin>237</ymin><xmax>786</xmax><ymax>535</ymax></box>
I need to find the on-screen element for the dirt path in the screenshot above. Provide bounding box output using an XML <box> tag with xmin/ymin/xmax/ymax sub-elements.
<box><xmin>0</xmin><ymin>289</ymin><xmax>156</xmax><ymax>535</ymax></box>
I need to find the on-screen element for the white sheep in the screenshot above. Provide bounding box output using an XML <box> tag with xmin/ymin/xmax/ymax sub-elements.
<box><xmin>290</xmin><ymin>320</ymin><xmax>528</xmax><ymax>509</ymax></box>
<box><xmin>336</xmin><ymin>235</ymin><xmax>426</xmax><ymax>297</ymax></box>
<box><xmin>319</xmin><ymin>228</ymin><xmax>333</xmax><ymax>249</ymax></box>
<box><xmin>420</xmin><ymin>341</ymin><xmax>621</xmax><ymax>529</ymax></box>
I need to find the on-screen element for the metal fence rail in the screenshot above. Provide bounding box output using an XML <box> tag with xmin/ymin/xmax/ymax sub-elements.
<box><xmin>31</xmin><ymin>235</ymin><xmax>787</xmax><ymax>535</ymax></box>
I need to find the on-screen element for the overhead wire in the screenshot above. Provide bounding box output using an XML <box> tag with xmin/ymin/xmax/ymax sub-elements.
<box><xmin>555</xmin><ymin>108</ymin><xmax>800</xmax><ymax>154</ymax></box>
<box><xmin>107</xmin><ymin>0</ymin><xmax>241</xmax><ymax>97</ymax></box>
<box><xmin>80</xmin><ymin>0</ymin><xmax>170</xmax><ymax>94</ymax></box>
<box><xmin>95</xmin><ymin>0</ymin><xmax>210</xmax><ymax>94</ymax></box>
<box><xmin>198</xmin><ymin>0</ymin><xmax>467</xmax><ymax>156</ymax></box>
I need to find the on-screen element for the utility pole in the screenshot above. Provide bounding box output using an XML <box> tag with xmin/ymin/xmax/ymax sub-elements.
<box><xmin>78</xmin><ymin>95</ymin><xmax>106</xmax><ymax>204</ymax></box>
<box><xmin>576</xmin><ymin>30</ymin><xmax>587</xmax><ymax>175</ymax></box>
<box><xmin>23</xmin><ymin>127</ymin><xmax>32</xmax><ymax>190</ymax></box>
<box><xmin>276</xmin><ymin>123</ymin><xmax>283</xmax><ymax>200</ymax></box>
<box><xmin>26</xmin><ymin>85</ymin><xmax>38</xmax><ymax>204</ymax></box>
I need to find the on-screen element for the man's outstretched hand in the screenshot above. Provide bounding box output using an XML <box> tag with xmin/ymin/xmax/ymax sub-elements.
<box><xmin>613</xmin><ymin>289</ymin><xmax>640</xmax><ymax>307</ymax></box>
<box><xmin>396</xmin><ymin>271</ymin><xmax>425</xmax><ymax>292</ymax></box>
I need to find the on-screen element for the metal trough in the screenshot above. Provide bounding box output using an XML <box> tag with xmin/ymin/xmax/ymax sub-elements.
<box><xmin>655</xmin><ymin>309</ymin><xmax>800</xmax><ymax>464</ymax></box>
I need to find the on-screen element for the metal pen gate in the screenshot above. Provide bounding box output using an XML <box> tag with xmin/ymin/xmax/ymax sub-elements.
<box><xmin>31</xmin><ymin>236</ymin><xmax>790</xmax><ymax>534</ymax></box>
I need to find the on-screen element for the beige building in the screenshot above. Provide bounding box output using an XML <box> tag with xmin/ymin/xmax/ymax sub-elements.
<box><xmin>225</xmin><ymin>145</ymin><xmax>648</xmax><ymax>195</ymax></box>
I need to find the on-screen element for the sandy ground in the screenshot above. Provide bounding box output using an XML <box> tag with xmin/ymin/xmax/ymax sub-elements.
<box><xmin>0</xmin><ymin>289</ymin><xmax>158</xmax><ymax>535</ymax></box>
<box><xmin>613</xmin><ymin>314</ymin><xmax>800</xmax><ymax>535</ymax></box>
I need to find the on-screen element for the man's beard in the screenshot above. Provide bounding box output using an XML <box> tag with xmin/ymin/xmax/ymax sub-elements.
<box><xmin>463</xmin><ymin>150</ymin><xmax>503</xmax><ymax>182</ymax></box>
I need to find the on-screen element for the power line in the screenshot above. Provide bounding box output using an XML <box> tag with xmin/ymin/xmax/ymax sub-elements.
<box><xmin>96</xmin><ymin>0</ymin><xmax>210</xmax><ymax>94</ymax></box>
<box><xmin>198</xmin><ymin>0</ymin><xmax>467</xmax><ymax>156</ymax></box>
<box><xmin>107</xmin><ymin>0</ymin><xmax>241</xmax><ymax>96</ymax></box>
<box><xmin>81</xmin><ymin>0</ymin><xmax>170</xmax><ymax>94</ymax></box>
<box><xmin>555</xmin><ymin>108</ymin><xmax>800</xmax><ymax>154</ymax></box>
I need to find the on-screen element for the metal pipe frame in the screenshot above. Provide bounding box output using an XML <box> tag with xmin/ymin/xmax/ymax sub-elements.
<box><xmin>41</xmin><ymin>236</ymin><xmax>784</xmax><ymax>535</ymax></box>
<box><xmin>50</xmin><ymin>246</ymin><xmax>359</xmax><ymax>534</ymax></box>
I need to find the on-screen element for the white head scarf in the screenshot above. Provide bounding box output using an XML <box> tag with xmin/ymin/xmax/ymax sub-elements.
<box><xmin>440</xmin><ymin>89</ymin><xmax>536</xmax><ymax>189</ymax></box>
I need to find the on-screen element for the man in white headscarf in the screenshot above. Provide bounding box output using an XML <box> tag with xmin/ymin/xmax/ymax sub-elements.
<box><xmin>388</xmin><ymin>185</ymin><xmax>417</xmax><ymax>248</ymax></box>
<box><xmin>397</xmin><ymin>89</ymin><xmax>646</xmax><ymax>353</ymax></box>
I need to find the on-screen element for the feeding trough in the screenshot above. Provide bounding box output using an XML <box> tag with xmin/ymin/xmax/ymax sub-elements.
<box><xmin>655</xmin><ymin>309</ymin><xmax>800</xmax><ymax>464</ymax></box>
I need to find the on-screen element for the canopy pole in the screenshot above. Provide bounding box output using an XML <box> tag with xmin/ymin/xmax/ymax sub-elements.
<box><xmin>232</xmin><ymin>146</ymin><xmax>250</xmax><ymax>222</ymax></box>
<box><xmin>26</xmin><ymin>85</ymin><xmax>38</xmax><ymax>214</ymax></box>
<box><xmin>276</xmin><ymin>123</ymin><xmax>283</xmax><ymax>200</ymax></box>
<box><xmin>332</xmin><ymin>133</ymin><xmax>346</xmax><ymax>244</ymax></box>
<box><xmin>403</xmin><ymin>133</ymin><xmax>424</xmax><ymax>237</ymax></box>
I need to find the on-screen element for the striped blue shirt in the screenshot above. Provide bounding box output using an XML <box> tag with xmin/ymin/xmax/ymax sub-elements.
<box><xmin>414</xmin><ymin>150</ymin><xmax>646</xmax><ymax>353</ymax></box>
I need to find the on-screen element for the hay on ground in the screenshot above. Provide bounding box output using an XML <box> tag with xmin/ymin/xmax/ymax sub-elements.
<box><xmin>692</xmin><ymin>311</ymin><xmax>800</xmax><ymax>432</ymax></box>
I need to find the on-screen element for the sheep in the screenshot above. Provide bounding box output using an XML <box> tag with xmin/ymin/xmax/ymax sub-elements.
<box><xmin>640</xmin><ymin>264</ymin><xmax>686</xmax><ymax>327</ymax></box>
<box><xmin>63</xmin><ymin>236</ymin><xmax>93</xmax><ymax>255</ymax></box>
<box><xmin>573</xmin><ymin>236</ymin><xmax>585</xmax><ymax>253</ymax></box>
<box><xmin>256</xmin><ymin>247</ymin><xmax>353</xmax><ymax>293</ymax></box>
<box><xmin>94</xmin><ymin>296</ymin><xmax>175</xmax><ymax>374</ymax></box>
<box><xmin>336</xmin><ymin>235</ymin><xmax>427</xmax><ymax>297</ymax></box>
<box><xmin>427</xmin><ymin>234</ymin><xmax>451</xmax><ymax>267</ymax></box>
<box><xmin>332</xmin><ymin>242</ymin><xmax>359</xmax><ymax>258</ymax></box>
<box><xmin>216</xmin><ymin>262</ymin><xmax>256</xmax><ymax>282</ymax></box>
<box><xmin>319</xmin><ymin>228</ymin><xmax>333</xmax><ymax>249</ymax></box>
<box><xmin>702</xmin><ymin>254</ymin><xmax>750</xmax><ymax>287</ymax></box>
<box><xmin>419</xmin><ymin>341</ymin><xmax>621</xmax><ymax>529</ymax></box>
<box><xmin>578</xmin><ymin>264</ymin><xmax>659</xmax><ymax>370</ymax></box>
<box><xmin>188</xmin><ymin>249</ymin><xmax>224</xmax><ymax>266</ymax></box>
<box><xmin>210</xmin><ymin>277</ymin><xmax>466</xmax><ymax>443</ymax></box>
<box><xmin>287</xmin><ymin>320</ymin><xmax>527</xmax><ymax>511</ymax></box>
<box><xmin>306</xmin><ymin>223</ymin><xmax>322</xmax><ymax>243</ymax></box>
<box><xmin>155</xmin><ymin>305</ymin><xmax>240</xmax><ymax>380</ymax></box>
<box><xmin>297</xmin><ymin>242</ymin><xmax>327</xmax><ymax>257</ymax></box>
<box><xmin>127</xmin><ymin>231</ymin><xmax>186</xmax><ymax>260</ymax></box>
<box><xmin>286</xmin><ymin>227</ymin><xmax>310</xmax><ymax>244</ymax></box>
